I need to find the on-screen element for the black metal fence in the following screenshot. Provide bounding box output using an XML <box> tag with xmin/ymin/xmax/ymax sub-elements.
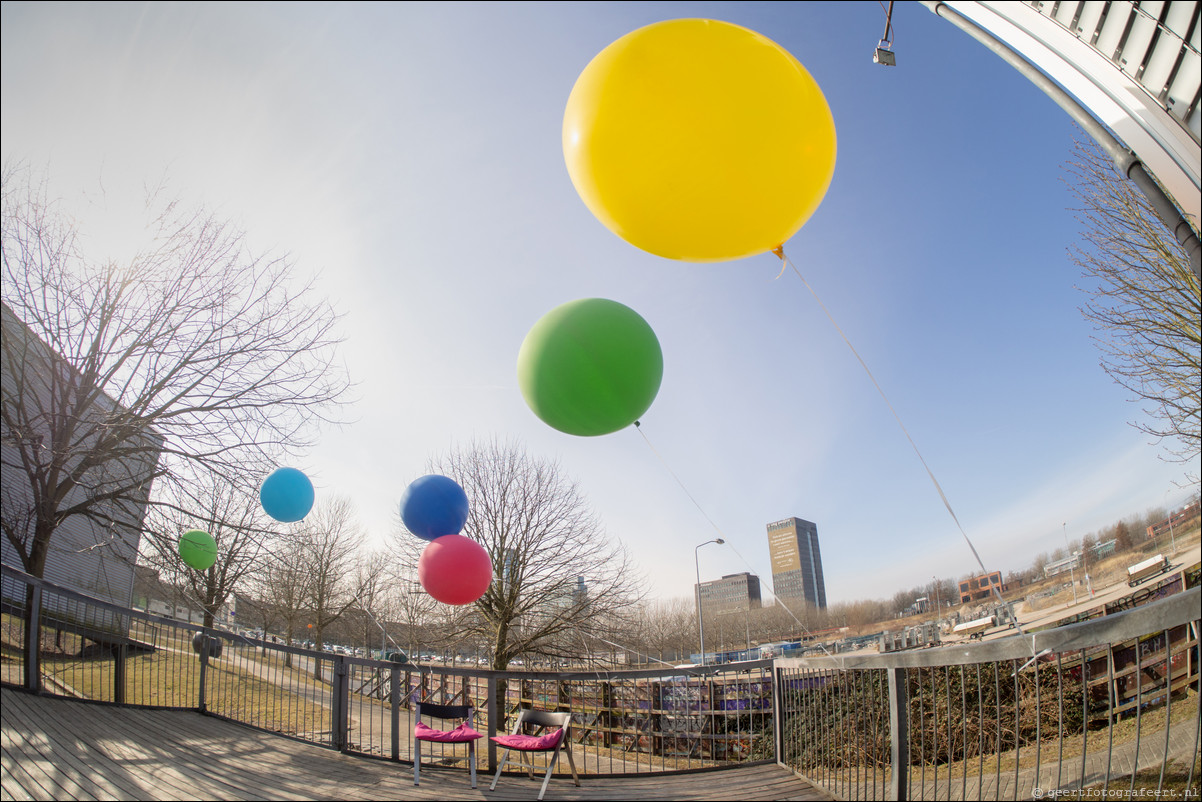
<box><xmin>0</xmin><ymin>564</ymin><xmax>772</xmax><ymax>778</ymax></box>
<box><xmin>6</xmin><ymin>562</ymin><xmax>1197</xmax><ymax>796</ymax></box>
<box><xmin>775</xmin><ymin>588</ymin><xmax>1201</xmax><ymax>799</ymax></box>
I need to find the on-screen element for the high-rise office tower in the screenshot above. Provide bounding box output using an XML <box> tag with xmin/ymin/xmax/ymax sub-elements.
<box><xmin>766</xmin><ymin>517</ymin><xmax>827</xmax><ymax>609</ymax></box>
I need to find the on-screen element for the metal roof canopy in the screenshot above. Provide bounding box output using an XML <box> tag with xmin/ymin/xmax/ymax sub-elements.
<box><xmin>925</xmin><ymin>1</ymin><xmax>1201</xmax><ymax>276</ymax></box>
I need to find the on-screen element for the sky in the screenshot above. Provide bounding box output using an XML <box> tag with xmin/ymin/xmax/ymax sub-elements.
<box><xmin>2</xmin><ymin>1</ymin><xmax>1196</xmax><ymax>609</ymax></box>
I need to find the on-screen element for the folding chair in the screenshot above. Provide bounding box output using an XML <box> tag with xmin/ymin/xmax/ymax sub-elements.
<box><xmin>489</xmin><ymin>709</ymin><xmax>580</xmax><ymax>801</ymax></box>
<box><xmin>413</xmin><ymin>702</ymin><xmax>484</xmax><ymax>788</ymax></box>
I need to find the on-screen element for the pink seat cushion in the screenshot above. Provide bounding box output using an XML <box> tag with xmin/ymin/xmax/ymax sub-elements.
<box><xmin>490</xmin><ymin>728</ymin><xmax>564</xmax><ymax>751</ymax></box>
<box><xmin>415</xmin><ymin>721</ymin><xmax>483</xmax><ymax>743</ymax></box>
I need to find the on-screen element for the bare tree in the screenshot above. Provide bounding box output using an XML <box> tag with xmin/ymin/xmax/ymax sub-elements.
<box><xmin>395</xmin><ymin>439</ymin><xmax>644</xmax><ymax>670</ymax></box>
<box><xmin>235</xmin><ymin>591</ymin><xmax>281</xmax><ymax>650</ymax></box>
<box><xmin>1111</xmin><ymin>519</ymin><xmax>1136</xmax><ymax>553</ymax></box>
<box><xmin>0</xmin><ymin>165</ymin><xmax>348</xmax><ymax>583</ymax></box>
<box><xmin>754</xmin><ymin>602</ymin><xmax>801</xmax><ymax>643</ymax></box>
<box><xmin>630</xmin><ymin>597</ymin><xmax>695</xmax><ymax>665</ymax></box>
<box><xmin>383</xmin><ymin>569</ymin><xmax>438</xmax><ymax>660</ymax></box>
<box><xmin>140</xmin><ymin>468</ymin><xmax>271</xmax><ymax>629</ymax></box>
<box><xmin>1030</xmin><ymin>552</ymin><xmax>1051</xmax><ymax>581</ymax></box>
<box><xmin>352</xmin><ymin>549</ymin><xmax>392</xmax><ymax>655</ymax></box>
<box><xmin>261</xmin><ymin>533</ymin><xmax>311</xmax><ymax>669</ymax></box>
<box><xmin>1065</xmin><ymin>136</ymin><xmax>1201</xmax><ymax>469</ymax></box>
<box><xmin>301</xmin><ymin>496</ymin><xmax>377</xmax><ymax>677</ymax></box>
<box><xmin>826</xmin><ymin>598</ymin><xmax>891</xmax><ymax>631</ymax></box>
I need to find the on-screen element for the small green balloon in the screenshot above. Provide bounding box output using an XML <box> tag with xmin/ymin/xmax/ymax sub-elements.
<box><xmin>178</xmin><ymin>529</ymin><xmax>217</xmax><ymax>571</ymax></box>
<box><xmin>517</xmin><ymin>298</ymin><xmax>663</xmax><ymax>436</ymax></box>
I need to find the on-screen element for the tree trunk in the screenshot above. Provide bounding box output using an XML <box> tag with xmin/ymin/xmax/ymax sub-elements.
<box><xmin>284</xmin><ymin>628</ymin><xmax>295</xmax><ymax>669</ymax></box>
<box><xmin>20</xmin><ymin>521</ymin><xmax>54</xmax><ymax>690</ymax></box>
<box><xmin>313</xmin><ymin>630</ymin><xmax>325</xmax><ymax>680</ymax></box>
<box><xmin>493</xmin><ymin>618</ymin><xmax>511</xmax><ymax>671</ymax></box>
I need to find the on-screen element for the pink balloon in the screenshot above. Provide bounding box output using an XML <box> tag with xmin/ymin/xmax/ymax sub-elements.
<box><xmin>418</xmin><ymin>534</ymin><xmax>493</xmax><ymax>605</ymax></box>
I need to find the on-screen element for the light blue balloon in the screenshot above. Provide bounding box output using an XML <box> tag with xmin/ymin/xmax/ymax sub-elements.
<box><xmin>260</xmin><ymin>468</ymin><xmax>315</xmax><ymax>523</ymax></box>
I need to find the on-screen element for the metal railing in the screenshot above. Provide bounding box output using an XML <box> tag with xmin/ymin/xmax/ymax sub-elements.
<box><xmin>1</xmin><ymin>568</ymin><xmax>204</xmax><ymax>708</ymax></box>
<box><xmin>5</xmin><ymin>562</ymin><xmax>1197</xmax><ymax>795</ymax></box>
<box><xmin>775</xmin><ymin>587</ymin><xmax>1201</xmax><ymax>799</ymax></box>
<box><xmin>0</xmin><ymin>564</ymin><xmax>772</xmax><ymax>778</ymax></box>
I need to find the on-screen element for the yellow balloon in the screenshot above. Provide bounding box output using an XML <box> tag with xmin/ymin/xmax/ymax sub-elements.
<box><xmin>563</xmin><ymin>18</ymin><xmax>837</xmax><ymax>263</ymax></box>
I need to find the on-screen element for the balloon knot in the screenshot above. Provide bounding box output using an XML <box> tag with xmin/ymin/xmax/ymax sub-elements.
<box><xmin>772</xmin><ymin>246</ymin><xmax>788</xmax><ymax>280</ymax></box>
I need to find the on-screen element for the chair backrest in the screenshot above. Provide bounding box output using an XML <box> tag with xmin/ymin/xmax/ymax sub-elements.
<box><xmin>416</xmin><ymin>702</ymin><xmax>473</xmax><ymax>725</ymax></box>
<box><xmin>512</xmin><ymin>709</ymin><xmax>571</xmax><ymax>734</ymax></box>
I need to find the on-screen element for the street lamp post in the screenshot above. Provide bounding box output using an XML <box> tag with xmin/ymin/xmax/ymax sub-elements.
<box><xmin>695</xmin><ymin>538</ymin><xmax>725</xmax><ymax>666</ymax></box>
<box><xmin>1063</xmin><ymin>522</ymin><xmax>1078</xmax><ymax>606</ymax></box>
<box><xmin>1164</xmin><ymin>489</ymin><xmax>1178</xmax><ymax>556</ymax></box>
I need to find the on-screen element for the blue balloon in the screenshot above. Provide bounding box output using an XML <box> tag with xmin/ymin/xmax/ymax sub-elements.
<box><xmin>400</xmin><ymin>475</ymin><xmax>469</xmax><ymax>541</ymax></box>
<box><xmin>260</xmin><ymin>468</ymin><xmax>315</xmax><ymax>523</ymax></box>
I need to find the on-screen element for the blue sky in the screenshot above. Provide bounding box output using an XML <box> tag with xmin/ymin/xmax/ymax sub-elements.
<box><xmin>2</xmin><ymin>1</ymin><xmax>1194</xmax><ymax>606</ymax></box>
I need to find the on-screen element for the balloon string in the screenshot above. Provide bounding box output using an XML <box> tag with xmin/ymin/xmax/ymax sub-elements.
<box><xmin>633</xmin><ymin>421</ymin><xmax>835</xmax><ymax>658</ymax></box>
<box><xmin>581</xmin><ymin>631</ymin><xmax>700</xmax><ymax>672</ymax></box>
<box><xmin>633</xmin><ymin>421</ymin><xmax>727</xmax><ymax>543</ymax></box>
<box><xmin>775</xmin><ymin>247</ymin><xmax>1025</xmax><ymax>637</ymax></box>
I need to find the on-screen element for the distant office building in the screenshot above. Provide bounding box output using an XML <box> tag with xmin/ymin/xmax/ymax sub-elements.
<box><xmin>134</xmin><ymin>565</ymin><xmax>236</xmax><ymax>626</ymax></box>
<box><xmin>1146</xmin><ymin>500</ymin><xmax>1200</xmax><ymax>540</ymax></box>
<box><xmin>696</xmin><ymin>572</ymin><xmax>762</xmax><ymax>618</ymax></box>
<box><xmin>1</xmin><ymin>302</ymin><xmax>162</xmax><ymax>630</ymax></box>
<box><xmin>767</xmin><ymin>517</ymin><xmax>827</xmax><ymax>609</ymax></box>
<box><xmin>1044</xmin><ymin>553</ymin><xmax>1081</xmax><ymax>579</ymax></box>
<box><xmin>499</xmin><ymin>548</ymin><xmax>519</xmax><ymax>589</ymax></box>
<box><xmin>958</xmin><ymin>571</ymin><xmax>1007</xmax><ymax>604</ymax></box>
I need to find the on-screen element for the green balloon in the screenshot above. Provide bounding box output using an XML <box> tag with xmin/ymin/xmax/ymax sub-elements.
<box><xmin>518</xmin><ymin>298</ymin><xmax>663</xmax><ymax>436</ymax></box>
<box><xmin>178</xmin><ymin>529</ymin><xmax>217</xmax><ymax>571</ymax></box>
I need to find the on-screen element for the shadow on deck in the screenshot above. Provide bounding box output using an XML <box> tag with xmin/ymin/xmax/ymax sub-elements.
<box><xmin>0</xmin><ymin>687</ymin><xmax>828</xmax><ymax>801</ymax></box>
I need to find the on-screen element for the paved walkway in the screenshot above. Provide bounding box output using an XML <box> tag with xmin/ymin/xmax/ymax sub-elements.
<box><xmin>0</xmin><ymin>687</ymin><xmax>827</xmax><ymax>801</ymax></box>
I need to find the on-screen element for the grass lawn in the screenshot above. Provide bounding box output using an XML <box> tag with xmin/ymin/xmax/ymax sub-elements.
<box><xmin>14</xmin><ymin>622</ymin><xmax>332</xmax><ymax>738</ymax></box>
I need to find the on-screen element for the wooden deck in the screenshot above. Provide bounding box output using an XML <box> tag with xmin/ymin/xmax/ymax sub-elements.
<box><xmin>0</xmin><ymin>688</ymin><xmax>828</xmax><ymax>801</ymax></box>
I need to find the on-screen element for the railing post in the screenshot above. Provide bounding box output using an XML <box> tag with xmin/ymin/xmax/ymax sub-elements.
<box><xmin>333</xmin><ymin>655</ymin><xmax>348</xmax><ymax>751</ymax></box>
<box><xmin>486</xmin><ymin>674</ymin><xmax>498</xmax><ymax>772</ymax></box>
<box><xmin>601</xmin><ymin>680</ymin><xmax>614</xmax><ymax>748</ymax></box>
<box><xmin>888</xmin><ymin>667</ymin><xmax>909</xmax><ymax>801</ymax></box>
<box><xmin>382</xmin><ymin>668</ymin><xmax>396</xmax><ymax>764</ymax></box>
<box><xmin>773</xmin><ymin>664</ymin><xmax>784</xmax><ymax>765</ymax></box>
<box><xmin>114</xmin><ymin>643</ymin><xmax>127</xmax><ymax>705</ymax></box>
<box><xmin>24</xmin><ymin>583</ymin><xmax>42</xmax><ymax>692</ymax></box>
<box><xmin>197</xmin><ymin>633</ymin><xmax>209</xmax><ymax>712</ymax></box>
<box><xmin>387</xmin><ymin>668</ymin><xmax>401</xmax><ymax>764</ymax></box>
<box><xmin>651</xmin><ymin>679</ymin><xmax>664</xmax><ymax>756</ymax></box>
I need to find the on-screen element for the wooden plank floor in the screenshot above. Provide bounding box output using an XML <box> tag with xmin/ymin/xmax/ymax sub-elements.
<box><xmin>1</xmin><ymin>688</ymin><xmax>829</xmax><ymax>801</ymax></box>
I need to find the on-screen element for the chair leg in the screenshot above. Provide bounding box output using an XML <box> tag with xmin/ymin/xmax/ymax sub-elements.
<box><xmin>564</xmin><ymin>742</ymin><xmax>581</xmax><ymax>787</ymax></box>
<box><xmin>413</xmin><ymin>738</ymin><xmax>421</xmax><ymax>786</ymax></box>
<box><xmin>538</xmin><ymin>750</ymin><xmax>561</xmax><ymax>801</ymax></box>
<box><xmin>489</xmin><ymin>752</ymin><xmax>509</xmax><ymax>791</ymax></box>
